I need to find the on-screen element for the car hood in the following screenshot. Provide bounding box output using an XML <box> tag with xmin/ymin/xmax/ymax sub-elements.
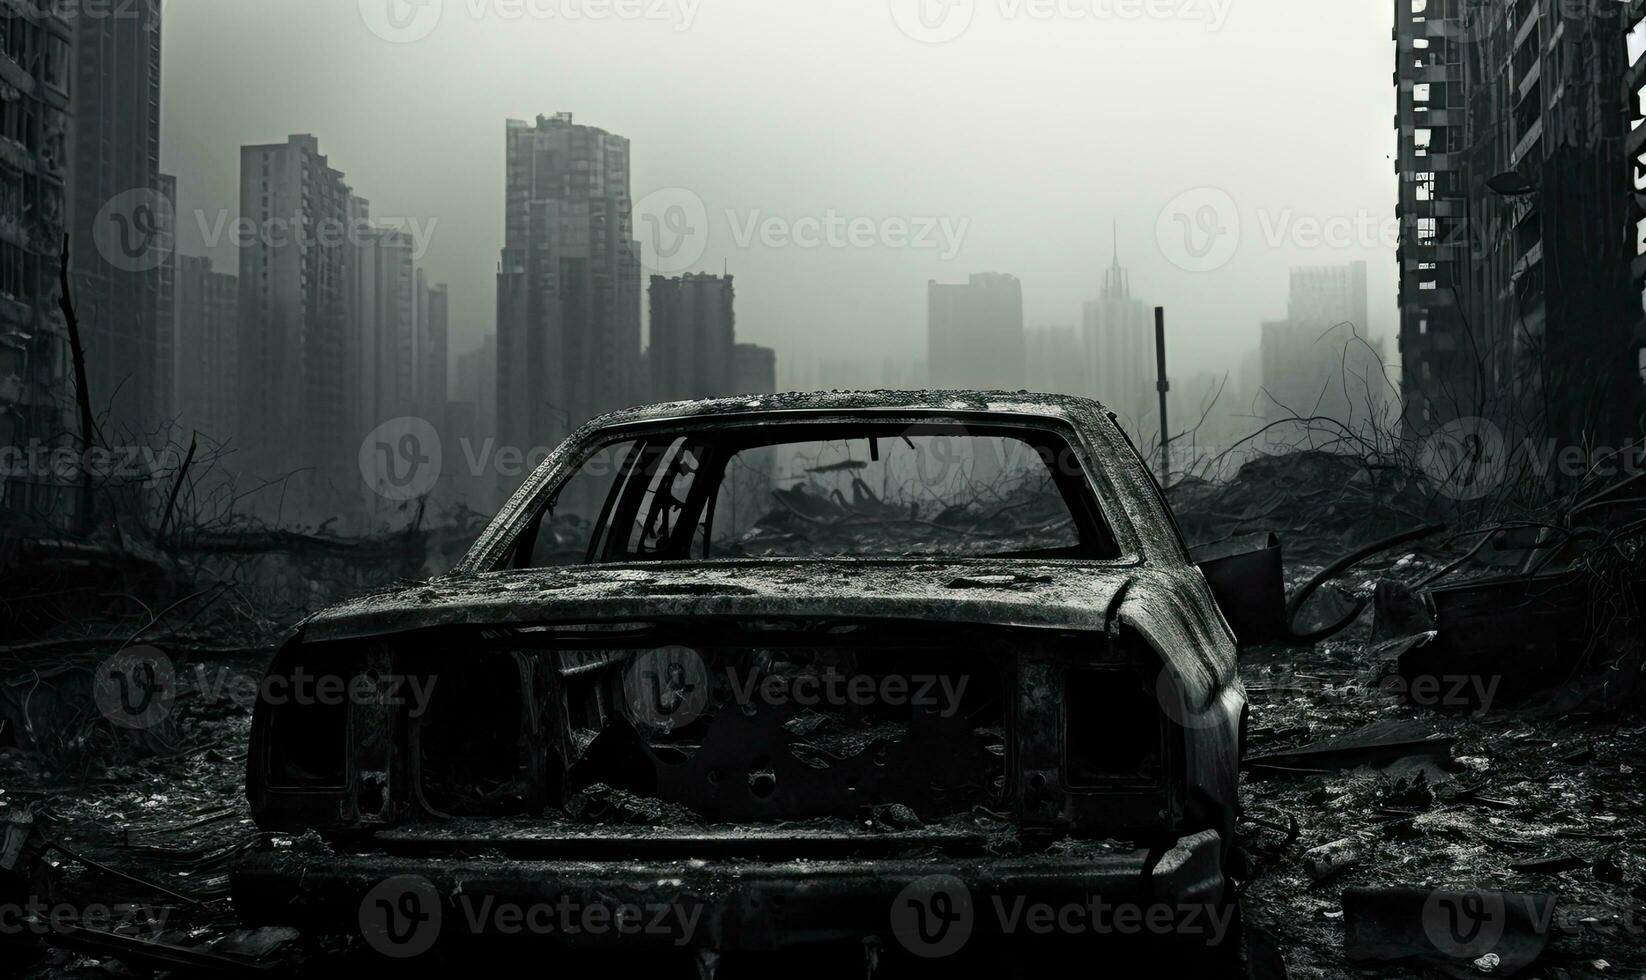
<box><xmin>299</xmin><ymin>559</ymin><xmax>1233</xmax><ymax>696</ymax></box>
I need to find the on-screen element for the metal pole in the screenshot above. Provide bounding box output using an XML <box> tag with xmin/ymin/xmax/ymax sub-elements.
<box><xmin>1155</xmin><ymin>306</ymin><xmax>1170</xmax><ymax>480</ymax></box>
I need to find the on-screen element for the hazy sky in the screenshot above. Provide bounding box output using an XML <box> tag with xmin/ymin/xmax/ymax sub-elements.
<box><xmin>160</xmin><ymin>0</ymin><xmax>1399</xmax><ymax>381</ymax></box>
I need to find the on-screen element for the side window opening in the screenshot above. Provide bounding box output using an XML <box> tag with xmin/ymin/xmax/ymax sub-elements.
<box><xmin>515</xmin><ymin>440</ymin><xmax>639</xmax><ymax>568</ymax></box>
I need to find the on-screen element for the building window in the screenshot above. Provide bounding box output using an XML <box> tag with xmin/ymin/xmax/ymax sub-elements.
<box><xmin>43</xmin><ymin>36</ymin><xmax>68</xmax><ymax>93</ymax></box>
<box><xmin>0</xmin><ymin>241</ymin><xmax>29</xmax><ymax>302</ymax></box>
<box><xmin>0</xmin><ymin>14</ymin><xmax>29</xmax><ymax>69</ymax></box>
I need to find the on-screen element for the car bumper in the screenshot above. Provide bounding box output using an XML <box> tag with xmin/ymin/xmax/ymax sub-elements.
<box><xmin>231</xmin><ymin>829</ymin><xmax>1226</xmax><ymax>951</ymax></box>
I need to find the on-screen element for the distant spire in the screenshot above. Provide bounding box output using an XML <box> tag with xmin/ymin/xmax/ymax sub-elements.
<box><xmin>1102</xmin><ymin>221</ymin><xmax>1129</xmax><ymax>302</ymax></box>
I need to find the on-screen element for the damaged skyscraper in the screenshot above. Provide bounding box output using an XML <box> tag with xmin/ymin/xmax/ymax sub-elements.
<box><xmin>69</xmin><ymin>0</ymin><xmax>165</xmax><ymax>439</ymax></box>
<box><xmin>0</xmin><ymin>5</ymin><xmax>74</xmax><ymax>516</ymax></box>
<box><xmin>496</xmin><ymin>114</ymin><xmax>642</xmax><ymax>478</ymax></box>
<box><xmin>1394</xmin><ymin>0</ymin><xmax>1638</xmax><ymax>447</ymax></box>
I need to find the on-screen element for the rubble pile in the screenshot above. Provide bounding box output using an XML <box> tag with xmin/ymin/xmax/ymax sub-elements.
<box><xmin>1168</xmin><ymin>451</ymin><xmax>1443</xmax><ymax>562</ymax></box>
<box><xmin>1238</xmin><ymin>623</ymin><xmax>1646</xmax><ymax>978</ymax></box>
<box><xmin>0</xmin><ymin>446</ymin><xmax>1642</xmax><ymax>976</ymax></box>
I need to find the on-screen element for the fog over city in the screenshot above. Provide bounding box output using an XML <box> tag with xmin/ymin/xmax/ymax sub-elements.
<box><xmin>160</xmin><ymin>0</ymin><xmax>1399</xmax><ymax>380</ymax></box>
<box><xmin>7</xmin><ymin>1</ymin><xmax>1646</xmax><ymax>975</ymax></box>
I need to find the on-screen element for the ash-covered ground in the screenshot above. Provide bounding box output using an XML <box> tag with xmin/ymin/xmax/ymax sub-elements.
<box><xmin>2</xmin><ymin>452</ymin><xmax>1643</xmax><ymax>977</ymax></box>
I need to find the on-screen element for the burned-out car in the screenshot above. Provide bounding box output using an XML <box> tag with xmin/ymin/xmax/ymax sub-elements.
<box><xmin>234</xmin><ymin>391</ymin><xmax>1246</xmax><ymax>964</ymax></box>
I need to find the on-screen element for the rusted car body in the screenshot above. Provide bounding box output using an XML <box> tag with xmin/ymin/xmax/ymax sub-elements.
<box><xmin>233</xmin><ymin>391</ymin><xmax>1245</xmax><ymax>958</ymax></box>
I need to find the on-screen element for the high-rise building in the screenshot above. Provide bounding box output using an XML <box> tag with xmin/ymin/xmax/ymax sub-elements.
<box><xmin>237</xmin><ymin>135</ymin><xmax>355</xmax><ymax>486</ymax></box>
<box><xmin>733</xmin><ymin>343</ymin><xmax>777</xmax><ymax>396</ymax></box>
<box><xmin>1082</xmin><ymin>234</ymin><xmax>1153</xmax><ymax>432</ymax></box>
<box><xmin>817</xmin><ymin>360</ymin><xmax>881</xmax><ymax>392</ymax></box>
<box><xmin>349</xmin><ymin>223</ymin><xmax>418</xmax><ymax>441</ymax></box>
<box><xmin>70</xmin><ymin>1</ymin><xmax>164</xmax><ymax>437</ymax></box>
<box><xmin>448</xmin><ymin>333</ymin><xmax>499</xmax><ymax>511</ymax></box>
<box><xmin>927</xmin><ymin>273</ymin><xmax>1025</xmax><ymax>391</ymax></box>
<box><xmin>454</xmin><ymin>334</ymin><xmax>498</xmax><ymax>443</ymax></box>
<box><xmin>173</xmin><ymin>255</ymin><xmax>238</xmax><ymax>441</ymax></box>
<box><xmin>649</xmin><ymin>273</ymin><xmax>734</xmax><ymax>402</ymax></box>
<box><xmin>154</xmin><ymin>172</ymin><xmax>175</xmax><ymax>420</ymax></box>
<box><xmin>419</xmin><ymin>278</ymin><xmax>449</xmax><ymax>426</ymax></box>
<box><xmin>1289</xmin><ymin>261</ymin><xmax>1370</xmax><ymax>339</ymax></box>
<box><xmin>0</xmin><ymin>5</ymin><xmax>75</xmax><ymax>515</ymax></box>
<box><xmin>1395</xmin><ymin>0</ymin><xmax>1636</xmax><ymax>447</ymax></box>
<box><xmin>1025</xmin><ymin>326</ymin><xmax>1086</xmax><ymax>397</ymax></box>
<box><xmin>1260</xmin><ymin>262</ymin><xmax>1388</xmax><ymax>441</ymax></box>
<box><xmin>1631</xmin><ymin>3</ymin><xmax>1646</xmax><ymax>393</ymax></box>
<box><xmin>880</xmin><ymin>357</ymin><xmax>927</xmax><ymax>390</ymax></box>
<box><xmin>497</xmin><ymin>113</ymin><xmax>642</xmax><ymax>459</ymax></box>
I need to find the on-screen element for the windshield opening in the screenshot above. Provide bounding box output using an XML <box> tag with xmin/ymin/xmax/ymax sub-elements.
<box><xmin>507</xmin><ymin>422</ymin><xmax>1121</xmax><ymax>567</ymax></box>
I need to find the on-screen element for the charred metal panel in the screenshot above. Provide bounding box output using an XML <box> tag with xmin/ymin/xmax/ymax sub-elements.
<box><xmin>233</xmin><ymin>830</ymin><xmax>1226</xmax><ymax>951</ymax></box>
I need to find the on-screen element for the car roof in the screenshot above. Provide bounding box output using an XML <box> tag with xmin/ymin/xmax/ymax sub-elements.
<box><xmin>582</xmin><ymin>389</ymin><xmax>1115</xmax><ymax>432</ymax></box>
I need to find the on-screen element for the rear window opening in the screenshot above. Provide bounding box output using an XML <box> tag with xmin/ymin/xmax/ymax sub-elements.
<box><xmin>506</xmin><ymin>422</ymin><xmax>1121</xmax><ymax>567</ymax></box>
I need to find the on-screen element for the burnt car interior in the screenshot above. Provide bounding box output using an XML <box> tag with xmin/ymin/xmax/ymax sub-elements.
<box><xmin>255</xmin><ymin>618</ymin><xmax>1179</xmax><ymax>841</ymax></box>
<box><xmin>250</xmin><ymin>422</ymin><xmax>1194</xmax><ymax>841</ymax></box>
